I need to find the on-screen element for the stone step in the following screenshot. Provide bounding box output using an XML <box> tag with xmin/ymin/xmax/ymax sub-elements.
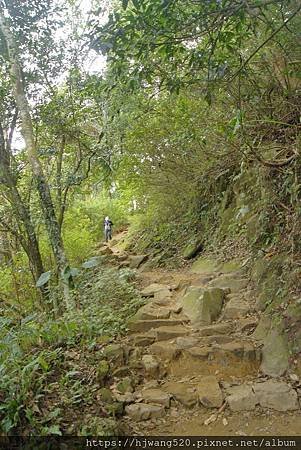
<box><xmin>226</xmin><ymin>380</ymin><xmax>299</xmax><ymax>412</ymax></box>
<box><xmin>140</xmin><ymin>283</ymin><xmax>172</xmax><ymax>297</ymax></box>
<box><xmin>130</xmin><ymin>334</ymin><xmax>156</xmax><ymax>347</ymax></box>
<box><xmin>222</xmin><ymin>297</ymin><xmax>252</xmax><ymax>319</ymax></box>
<box><xmin>168</xmin><ymin>340</ymin><xmax>261</xmax><ymax>378</ymax></box>
<box><xmin>198</xmin><ymin>323</ymin><xmax>233</xmax><ymax>336</ymax></box>
<box><xmin>149</xmin><ymin>342</ymin><xmax>181</xmax><ymax>361</ymax></box>
<box><xmin>208</xmin><ymin>275</ymin><xmax>248</xmax><ymax>293</ymax></box>
<box><xmin>162</xmin><ymin>380</ymin><xmax>198</xmax><ymax>408</ymax></box>
<box><xmin>133</xmin><ymin>304</ymin><xmax>171</xmax><ymax>321</ymax></box>
<box><xmin>152</xmin><ymin>325</ymin><xmax>191</xmax><ymax>341</ymax></box>
<box><xmin>128</xmin><ymin>319</ymin><xmax>189</xmax><ymax>333</ymax></box>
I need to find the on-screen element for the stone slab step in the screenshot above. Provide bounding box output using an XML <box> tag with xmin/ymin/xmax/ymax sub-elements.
<box><xmin>149</xmin><ymin>342</ymin><xmax>181</xmax><ymax>360</ymax></box>
<box><xmin>130</xmin><ymin>334</ymin><xmax>156</xmax><ymax>346</ymax></box>
<box><xmin>198</xmin><ymin>323</ymin><xmax>233</xmax><ymax>336</ymax></box>
<box><xmin>128</xmin><ymin>319</ymin><xmax>189</xmax><ymax>333</ymax></box>
<box><xmin>134</xmin><ymin>305</ymin><xmax>171</xmax><ymax>321</ymax></box>
<box><xmin>140</xmin><ymin>283</ymin><xmax>172</xmax><ymax>297</ymax></box>
<box><xmin>183</xmin><ymin>340</ymin><xmax>261</xmax><ymax>364</ymax></box>
<box><xmin>162</xmin><ymin>381</ymin><xmax>198</xmax><ymax>408</ymax></box>
<box><xmin>152</xmin><ymin>325</ymin><xmax>191</xmax><ymax>341</ymax></box>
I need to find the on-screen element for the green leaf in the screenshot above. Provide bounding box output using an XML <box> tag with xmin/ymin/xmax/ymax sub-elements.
<box><xmin>38</xmin><ymin>356</ymin><xmax>49</xmax><ymax>372</ymax></box>
<box><xmin>122</xmin><ymin>0</ymin><xmax>129</xmax><ymax>9</ymax></box>
<box><xmin>36</xmin><ymin>271</ymin><xmax>51</xmax><ymax>287</ymax></box>
<box><xmin>82</xmin><ymin>258</ymin><xmax>99</xmax><ymax>269</ymax></box>
<box><xmin>70</xmin><ymin>267</ymin><xmax>80</xmax><ymax>277</ymax></box>
<box><xmin>63</xmin><ymin>266</ymin><xmax>80</xmax><ymax>280</ymax></box>
<box><xmin>46</xmin><ymin>424</ymin><xmax>62</xmax><ymax>435</ymax></box>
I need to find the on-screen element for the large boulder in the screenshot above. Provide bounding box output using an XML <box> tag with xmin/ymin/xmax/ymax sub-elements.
<box><xmin>253</xmin><ymin>380</ymin><xmax>299</xmax><ymax>411</ymax></box>
<box><xmin>196</xmin><ymin>376</ymin><xmax>223</xmax><ymax>408</ymax></box>
<box><xmin>181</xmin><ymin>287</ymin><xmax>224</xmax><ymax>326</ymax></box>
<box><xmin>260</xmin><ymin>327</ymin><xmax>289</xmax><ymax>377</ymax></box>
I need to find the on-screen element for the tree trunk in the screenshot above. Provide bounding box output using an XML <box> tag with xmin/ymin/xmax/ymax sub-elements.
<box><xmin>0</xmin><ymin>12</ymin><xmax>74</xmax><ymax>310</ymax></box>
<box><xmin>0</xmin><ymin>123</ymin><xmax>47</xmax><ymax>300</ymax></box>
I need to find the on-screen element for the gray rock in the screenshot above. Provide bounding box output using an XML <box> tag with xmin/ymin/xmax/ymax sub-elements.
<box><xmin>103</xmin><ymin>344</ymin><xmax>125</xmax><ymax>365</ymax></box>
<box><xmin>260</xmin><ymin>328</ymin><xmax>289</xmax><ymax>377</ymax></box>
<box><xmin>116</xmin><ymin>377</ymin><xmax>134</xmax><ymax>394</ymax></box>
<box><xmin>198</xmin><ymin>323</ymin><xmax>233</xmax><ymax>336</ymax></box>
<box><xmin>131</xmin><ymin>334</ymin><xmax>155</xmax><ymax>347</ymax></box>
<box><xmin>134</xmin><ymin>304</ymin><xmax>171</xmax><ymax>320</ymax></box>
<box><xmin>182</xmin><ymin>240</ymin><xmax>203</xmax><ymax>260</ymax></box>
<box><xmin>252</xmin><ymin>314</ymin><xmax>271</xmax><ymax>341</ymax></box>
<box><xmin>253</xmin><ymin>380</ymin><xmax>299</xmax><ymax>411</ymax></box>
<box><xmin>142</xmin><ymin>355</ymin><xmax>160</xmax><ymax>378</ymax></box>
<box><xmin>154</xmin><ymin>325</ymin><xmax>190</xmax><ymax>341</ymax></box>
<box><xmin>125</xmin><ymin>403</ymin><xmax>165</xmax><ymax>421</ymax></box>
<box><xmin>226</xmin><ymin>385</ymin><xmax>257</xmax><ymax>411</ymax></box>
<box><xmin>129</xmin><ymin>255</ymin><xmax>148</xmax><ymax>269</ymax></box>
<box><xmin>149</xmin><ymin>342</ymin><xmax>181</xmax><ymax>360</ymax></box>
<box><xmin>163</xmin><ymin>381</ymin><xmax>198</xmax><ymax>408</ymax></box>
<box><xmin>196</xmin><ymin>376</ymin><xmax>223</xmax><ymax>408</ymax></box>
<box><xmin>223</xmin><ymin>298</ymin><xmax>251</xmax><ymax>319</ymax></box>
<box><xmin>128</xmin><ymin>318</ymin><xmax>187</xmax><ymax>333</ymax></box>
<box><xmin>141</xmin><ymin>389</ymin><xmax>171</xmax><ymax>408</ymax></box>
<box><xmin>153</xmin><ymin>289</ymin><xmax>172</xmax><ymax>303</ymax></box>
<box><xmin>141</xmin><ymin>283</ymin><xmax>171</xmax><ymax>297</ymax></box>
<box><xmin>209</xmin><ymin>275</ymin><xmax>248</xmax><ymax>293</ymax></box>
<box><xmin>181</xmin><ymin>287</ymin><xmax>224</xmax><ymax>326</ymax></box>
<box><xmin>185</xmin><ymin>346</ymin><xmax>211</xmax><ymax>360</ymax></box>
<box><xmin>175</xmin><ymin>336</ymin><xmax>200</xmax><ymax>349</ymax></box>
<box><xmin>199</xmin><ymin>335</ymin><xmax>233</xmax><ymax>345</ymax></box>
<box><xmin>190</xmin><ymin>257</ymin><xmax>218</xmax><ymax>274</ymax></box>
<box><xmin>237</xmin><ymin>318</ymin><xmax>258</xmax><ymax>333</ymax></box>
<box><xmin>212</xmin><ymin>341</ymin><xmax>260</xmax><ymax>365</ymax></box>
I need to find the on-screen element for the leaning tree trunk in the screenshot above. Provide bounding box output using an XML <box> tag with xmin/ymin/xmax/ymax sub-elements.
<box><xmin>0</xmin><ymin>13</ymin><xmax>74</xmax><ymax>310</ymax></box>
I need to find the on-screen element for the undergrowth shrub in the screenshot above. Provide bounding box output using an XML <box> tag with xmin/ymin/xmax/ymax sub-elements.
<box><xmin>0</xmin><ymin>266</ymin><xmax>142</xmax><ymax>434</ymax></box>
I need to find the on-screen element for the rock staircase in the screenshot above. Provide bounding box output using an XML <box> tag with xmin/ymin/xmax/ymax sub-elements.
<box><xmin>97</xmin><ymin>242</ymin><xmax>301</xmax><ymax>433</ymax></box>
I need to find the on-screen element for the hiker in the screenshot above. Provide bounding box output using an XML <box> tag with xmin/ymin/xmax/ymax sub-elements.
<box><xmin>104</xmin><ymin>216</ymin><xmax>113</xmax><ymax>242</ymax></box>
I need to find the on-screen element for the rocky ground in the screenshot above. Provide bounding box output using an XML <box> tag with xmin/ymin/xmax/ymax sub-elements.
<box><xmin>96</xmin><ymin>232</ymin><xmax>301</xmax><ymax>436</ymax></box>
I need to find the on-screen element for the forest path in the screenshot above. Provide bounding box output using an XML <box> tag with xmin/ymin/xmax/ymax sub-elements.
<box><xmin>102</xmin><ymin>233</ymin><xmax>301</xmax><ymax>436</ymax></box>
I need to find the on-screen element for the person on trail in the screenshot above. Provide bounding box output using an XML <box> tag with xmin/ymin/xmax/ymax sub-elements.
<box><xmin>104</xmin><ymin>216</ymin><xmax>113</xmax><ymax>242</ymax></box>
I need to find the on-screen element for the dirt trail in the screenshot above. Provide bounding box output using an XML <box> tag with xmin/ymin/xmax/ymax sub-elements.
<box><xmin>104</xmin><ymin>233</ymin><xmax>301</xmax><ymax>436</ymax></box>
